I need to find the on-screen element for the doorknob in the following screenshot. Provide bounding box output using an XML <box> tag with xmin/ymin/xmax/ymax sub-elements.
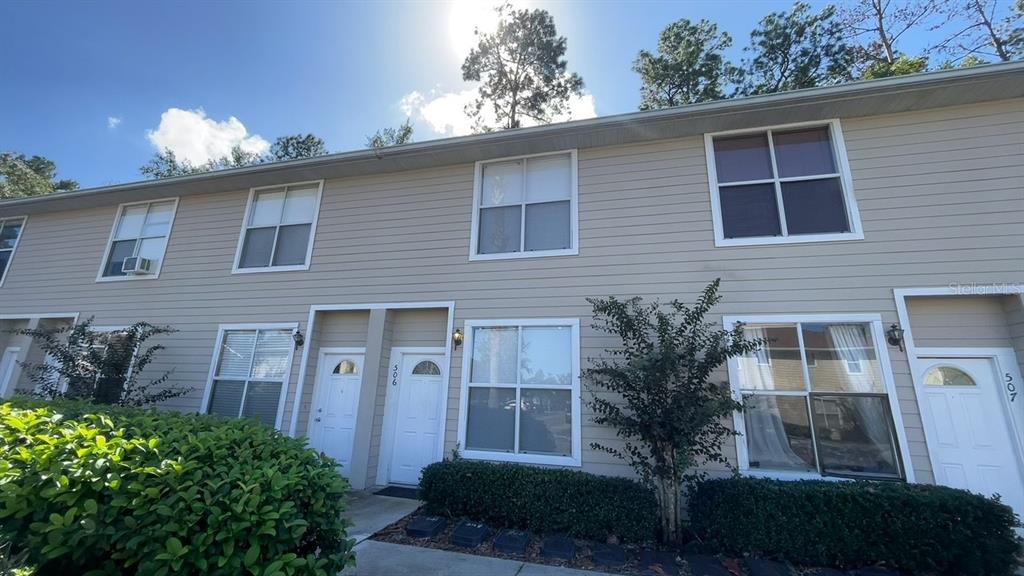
<box><xmin>314</xmin><ymin>417</ymin><xmax>322</xmax><ymax>422</ymax></box>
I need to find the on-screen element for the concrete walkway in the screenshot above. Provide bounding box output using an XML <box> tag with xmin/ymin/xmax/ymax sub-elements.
<box><xmin>346</xmin><ymin>540</ymin><xmax>612</xmax><ymax>576</ymax></box>
<box><xmin>342</xmin><ymin>491</ymin><xmax>611</xmax><ymax>576</ymax></box>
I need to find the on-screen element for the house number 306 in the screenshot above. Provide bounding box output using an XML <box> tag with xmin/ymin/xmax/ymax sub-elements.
<box><xmin>1006</xmin><ymin>372</ymin><xmax>1017</xmax><ymax>403</ymax></box>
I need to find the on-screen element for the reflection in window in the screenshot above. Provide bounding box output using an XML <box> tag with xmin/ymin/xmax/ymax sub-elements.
<box><xmin>465</xmin><ymin>322</ymin><xmax>577</xmax><ymax>460</ymax></box>
<box><xmin>739</xmin><ymin>321</ymin><xmax>902</xmax><ymax>480</ymax></box>
<box><xmin>924</xmin><ymin>366</ymin><xmax>975</xmax><ymax>387</ymax></box>
<box><xmin>208</xmin><ymin>328</ymin><xmax>291</xmax><ymax>427</ymax></box>
<box><xmin>476</xmin><ymin>153</ymin><xmax>574</xmax><ymax>256</ymax></box>
<box><xmin>101</xmin><ymin>201</ymin><xmax>175</xmax><ymax>277</ymax></box>
<box><xmin>412</xmin><ymin>360</ymin><xmax>441</xmax><ymax>376</ymax></box>
<box><xmin>333</xmin><ymin>360</ymin><xmax>357</xmax><ymax>375</ymax></box>
<box><xmin>711</xmin><ymin>124</ymin><xmax>854</xmax><ymax>240</ymax></box>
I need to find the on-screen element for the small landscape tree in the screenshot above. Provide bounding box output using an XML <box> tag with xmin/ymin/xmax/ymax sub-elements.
<box><xmin>582</xmin><ymin>279</ymin><xmax>764</xmax><ymax>544</ymax></box>
<box><xmin>13</xmin><ymin>317</ymin><xmax>189</xmax><ymax>407</ymax></box>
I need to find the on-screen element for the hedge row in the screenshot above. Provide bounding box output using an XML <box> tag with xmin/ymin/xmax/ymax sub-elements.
<box><xmin>419</xmin><ymin>459</ymin><xmax>657</xmax><ymax>542</ymax></box>
<box><xmin>0</xmin><ymin>400</ymin><xmax>355</xmax><ymax>575</ymax></box>
<box><xmin>689</xmin><ymin>477</ymin><xmax>1022</xmax><ymax>575</ymax></box>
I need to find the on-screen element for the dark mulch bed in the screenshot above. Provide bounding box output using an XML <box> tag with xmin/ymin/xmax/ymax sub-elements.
<box><xmin>369</xmin><ymin>508</ymin><xmax>903</xmax><ymax>576</ymax></box>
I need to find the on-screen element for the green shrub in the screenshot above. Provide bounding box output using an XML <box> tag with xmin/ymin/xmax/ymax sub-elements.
<box><xmin>419</xmin><ymin>459</ymin><xmax>657</xmax><ymax>542</ymax></box>
<box><xmin>689</xmin><ymin>477</ymin><xmax>1022</xmax><ymax>575</ymax></box>
<box><xmin>0</xmin><ymin>400</ymin><xmax>355</xmax><ymax>575</ymax></box>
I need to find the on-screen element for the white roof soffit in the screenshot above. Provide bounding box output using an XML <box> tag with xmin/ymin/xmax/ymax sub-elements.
<box><xmin>3</xmin><ymin>61</ymin><xmax>1023</xmax><ymax>215</ymax></box>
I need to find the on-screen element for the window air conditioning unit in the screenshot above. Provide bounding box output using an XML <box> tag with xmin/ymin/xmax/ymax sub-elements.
<box><xmin>122</xmin><ymin>257</ymin><xmax>154</xmax><ymax>275</ymax></box>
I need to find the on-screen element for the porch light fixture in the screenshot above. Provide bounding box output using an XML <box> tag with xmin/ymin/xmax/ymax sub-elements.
<box><xmin>292</xmin><ymin>328</ymin><xmax>305</xmax><ymax>348</ymax></box>
<box><xmin>452</xmin><ymin>328</ymin><xmax>464</xmax><ymax>350</ymax></box>
<box><xmin>886</xmin><ymin>323</ymin><xmax>905</xmax><ymax>352</ymax></box>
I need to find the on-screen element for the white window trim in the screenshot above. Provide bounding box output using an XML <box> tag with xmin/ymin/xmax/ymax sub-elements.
<box><xmin>704</xmin><ymin>119</ymin><xmax>864</xmax><ymax>247</ymax></box>
<box><xmin>95</xmin><ymin>198</ymin><xmax>180</xmax><ymax>283</ymax></box>
<box><xmin>200</xmin><ymin>322</ymin><xmax>298</xmax><ymax>431</ymax></box>
<box><xmin>231</xmin><ymin>180</ymin><xmax>324</xmax><ymax>274</ymax></box>
<box><xmin>723</xmin><ymin>313</ymin><xmax>915</xmax><ymax>483</ymax></box>
<box><xmin>457</xmin><ymin>317</ymin><xmax>582</xmax><ymax>467</ymax></box>
<box><xmin>469</xmin><ymin>150</ymin><xmax>580</xmax><ymax>261</ymax></box>
<box><xmin>0</xmin><ymin>215</ymin><xmax>28</xmax><ymax>288</ymax></box>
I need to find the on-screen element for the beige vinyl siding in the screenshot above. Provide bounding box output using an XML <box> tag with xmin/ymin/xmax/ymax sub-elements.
<box><xmin>906</xmin><ymin>296</ymin><xmax>1016</xmax><ymax>348</ymax></box>
<box><xmin>1</xmin><ymin>99</ymin><xmax>1022</xmax><ymax>483</ymax></box>
<box><xmin>1002</xmin><ymin>296</ymin><xmax>1024</xmax><ymax>379</ymax></box>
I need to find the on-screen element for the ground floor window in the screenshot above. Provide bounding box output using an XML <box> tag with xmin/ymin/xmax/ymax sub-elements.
<box><xmin>729</xmin><ymin>317</ymin><xmax>903</xmax><ymax>480</ymax></box>
<box><xmin>204</xmin><ymin>326</ymin><xmax>294</xmax><ymax>427</ymax></box>
<box><xmin>459</xmin><ymin>318</ymin><xmax>581</xmax><ymax>466</ymax></box>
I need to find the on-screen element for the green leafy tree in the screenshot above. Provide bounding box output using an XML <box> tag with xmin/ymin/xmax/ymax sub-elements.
<box><xmin>737</xmin><ymin>2</ymin><xmax>855</xmax><ymax>95</ymax></box>
<box><xmin>582</xmin><ymin>279</ymin><xmax>765</xmax><ymax>544</ymax></box>
<box><xmin>842</xmin><ymin>0</ymin><xmax>938</xmax><ymax>78</ymax></box>
<box><xmin>269</xmin><ymin>133</ymin><xmax>329</xmax><ymax>161</ymax></box>
<box><xmin>861</xmin><ymin>54</ymin><xmax>929</xmax><ymax>78</ymax></box>
<box><xmin>139</xmin><ymin>148</ymin><xmax>204</xmax><ymax>179</ymax></box>
<box><xmin>935</xmin><ymin>0</ymin><xmax>1023</xmax><ymax>62</ymax></box>
<box><xmin>13</xmin><ymin>317</ymin><xmax>189</xmax><ymax>407</ymax></box>
<box><xmin>0</xmin><ymin>152</ymin><xmax>79</xmax><ymax>199</ymax></box>
<box><xmin>140</xmin><ymin>145</ymin><xmax>262</xmax><ymax>179</ymax></box>
<box><xmin>366</xmin><ymin>120</ymin><xmax>414</xmax><ymax>149</ymax></box>
<box><xmin>462</xmin><ymin>3</ymin><xmax>584</xmax><ymax>130</ymax></box>
<box><xmin>633</xmin><ymin>19</ymin><xmax>734</xmax><ymax>110</ymax></box>
<box><xmin>938</xmin><ymin>53</ymin><xmax>991</xmax><ymax>67</ymax></box>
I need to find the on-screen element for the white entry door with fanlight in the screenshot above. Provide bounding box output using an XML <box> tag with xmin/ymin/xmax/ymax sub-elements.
<box><xmin>916</xmin><ymin>355</ymin><xmax>1024</xmax><ymax>518</ymax></box>
<box><xmin>380</xmin><ymin>349</ymin><xmax>446</xmax><ymax>486</ymax></box>
<box><xmin>309</xmin><ymin>349</ymin><xmax>365</xmax><ymax>474</ymax></box>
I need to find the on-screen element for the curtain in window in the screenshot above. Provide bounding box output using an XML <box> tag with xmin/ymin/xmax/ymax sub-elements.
<box><xmin>742</xmin><ymin>326</ymin><xmax>777</xmax><ymax>389</ymax></box>
<box><xmin>827</xmin><ymin>324</ymin><xmax>873</xmax><ymax>391</ymax></box>
<box><xmin>745</xmin><ymin>396</ymin><xmax>813</xmax><ymax>471</ymax></box>
<box><xmin>826</xmin><ymin>324</ymin><xmax>889</xmax><ymax>448</ymax></box>
<box><xmin>819</xmin><ymin>319</ymin><xmax>892</xmax><ymax>469</ymax></box>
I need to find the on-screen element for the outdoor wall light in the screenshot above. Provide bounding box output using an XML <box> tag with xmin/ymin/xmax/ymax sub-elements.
<box><xmin>886</xmin><ymin>323</ymin><xmax>905</xmax><ymax>352</ymax></box>
<box><xmin>452</xmin><ymin>328</ymin><xmax>464</xmax><ymax>350</ymax></box>
<box><xmin>292</xmin><ymin>328</ymin><xmax>305</xmax><ymax>348</ymax></box>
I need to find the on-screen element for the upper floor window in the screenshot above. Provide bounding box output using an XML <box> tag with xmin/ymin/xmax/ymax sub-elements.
<box><xmin>234</xmin><ymin>181</ymin><xmax>323</xmax><ymax>273</ymax></box>
<box><xmin>705</xmin><ymin>120</ymin><xmax>862</xmax><ymax>247</ymax></box>
<box><xmin>0</xmin><ymin>216</ymin><xmax>26</xmax><ymax>286</ymax></box>
<box><xmin>470</xmin><ymin>151</ymin><xmax>578</xmax><ymax>260</ymax></box>
<box><xmin>98</xmin><ymin>199</ymin><xmax>177</xmax><ymax>280</ymax></box>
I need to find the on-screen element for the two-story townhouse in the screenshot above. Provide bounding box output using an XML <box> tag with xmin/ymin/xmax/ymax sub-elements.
<box><xmin>1</xmin><ymin>63</ymin><xmax>1023</xmax><ymax>517</ymax></box>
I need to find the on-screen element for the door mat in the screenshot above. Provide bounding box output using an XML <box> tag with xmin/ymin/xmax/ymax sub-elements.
<box><xmin>374</xmin><ymin>486</ymin><xmax>421</xmax><ymax>500</ymax></box>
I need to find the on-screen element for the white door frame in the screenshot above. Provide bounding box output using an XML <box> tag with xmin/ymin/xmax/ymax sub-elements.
<box><xmin>377</xmin><ymin>346</ymin><xmax>447</xmax><ymax>485</ymax></box>
<box><xmin>307</xmin><ymin>346</ymin><xmax>367</xmax><ymax>438</ymax></box>
<box><xmin>0</xmin><ymin>346</ymin><xmax>22</xmax><ymax>398</ymax></box>
<box><xmin>894</xmin><ymin>287</ymin><xmax>1024</xmax><ymax>483</ymax></box>
<box><xmin>288</xmin><ymin>301</ymin><xmax>455</xmax><ymax>437</ymax></box>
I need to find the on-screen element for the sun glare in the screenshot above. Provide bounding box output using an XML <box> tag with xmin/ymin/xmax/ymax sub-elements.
<box><xmin>448</xmin><ymin>0</ymin><xmax>505</xmax><ymax>59</ymax></box>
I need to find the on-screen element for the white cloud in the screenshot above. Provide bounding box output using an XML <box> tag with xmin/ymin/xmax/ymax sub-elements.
<box><xmin>145</xmin><ymin>108</ymin><xmax>270</xmax><ymax>165</ymax></box>
<box><xmin>107</xmin><ymin>116</ymin><xmax>122</xmax><ymax>129</ymax></box>
<box><xmin>401</xmin><ymin>86</ymin><xmax>597</xmax><ymax>138</ymax></box>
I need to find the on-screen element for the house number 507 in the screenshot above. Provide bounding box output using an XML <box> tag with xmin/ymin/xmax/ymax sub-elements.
<box><xmin>1006</xmin><ymin>372</ymin><xmax>1017</xmax><ymax>403</ymax></box>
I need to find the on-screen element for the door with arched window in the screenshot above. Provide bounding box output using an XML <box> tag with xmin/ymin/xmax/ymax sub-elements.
<box><xmin>383</xmin><ymin>351</ymin><xmax>446</xmax><ymax>485</ymax></box>
<box><xmin>309</xmin><ymin>350</ymin><xmax>365</xmax><ymax>474</ymax></box>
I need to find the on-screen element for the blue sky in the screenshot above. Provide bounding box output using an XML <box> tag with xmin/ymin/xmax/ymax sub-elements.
<box><xmin>1</xmin><ymin>0</ymin><xmax>953</xmax><ymax>189</ymax></box>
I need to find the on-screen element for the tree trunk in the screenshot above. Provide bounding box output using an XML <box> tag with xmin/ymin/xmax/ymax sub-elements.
<box><xmin>657</xmin><ymin>450</ymin><xmax>683</xmax><ymax>543</ymax></box>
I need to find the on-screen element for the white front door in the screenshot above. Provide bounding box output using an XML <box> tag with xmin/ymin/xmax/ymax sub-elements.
<box><xmin>918</xmin><ymin>356</ymin><xmax>1024</xmax><ymax>517</ymax></box>
<box><xmin>308</xmin><ymin>352</ymin><xmax>364</xmax><ymax>474</ymax></box>
<box><xmin>387</xmin><ymin>352</ymin><xmax>446</xmax><ymax>485</ymax></box>
<box><xmin>0</xmin><ymin>347</ymin><xmax>21</xmax><ymax>398</ymax></box>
